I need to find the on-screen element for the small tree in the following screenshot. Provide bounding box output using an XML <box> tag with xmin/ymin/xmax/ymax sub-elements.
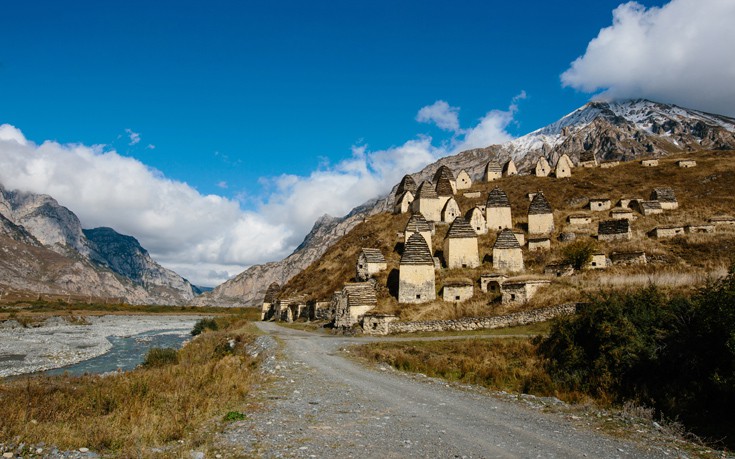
<box><xmin>561</xmin><ymin>240</ymin><xmax>597</xmax><ymax>270</ymax></box>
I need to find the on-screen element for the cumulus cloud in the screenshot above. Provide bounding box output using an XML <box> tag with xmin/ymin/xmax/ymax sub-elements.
<box><xmin>562</xmin><ymin>0</ymin><xmax>735</xmax><ymax>116</ymax></box>
<box><xmin>416</xmin><ymin>100</ymin><xmax>461</xmax><ymax>132</ymax></box>
<box><xmin>0</xmin><ymin>95</ymin><xmax>521</xmax><ymax>286</ymax></box>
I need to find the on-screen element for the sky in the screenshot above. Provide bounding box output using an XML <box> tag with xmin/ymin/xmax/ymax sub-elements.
<box><xmin>0</xmin><ymin>0</ymin><xmax>733</xmax><ymax>286</ymax></box>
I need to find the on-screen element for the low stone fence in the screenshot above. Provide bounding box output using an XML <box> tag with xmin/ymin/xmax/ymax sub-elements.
<box><xmin>362</xmin><ymin>303</ymin><xmax>578</xmax><ymax>335</ymax></box>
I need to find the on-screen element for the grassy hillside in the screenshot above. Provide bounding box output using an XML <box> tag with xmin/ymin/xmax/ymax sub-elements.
<box><xmin>280</xmin><ymin>150</ymin><xmax>735</xmax><ymax>319</ymax></box>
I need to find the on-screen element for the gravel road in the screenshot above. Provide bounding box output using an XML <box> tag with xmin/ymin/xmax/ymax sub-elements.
<box><xmin>218</xmin><ymin>322</ymin><xmax>676</xmax><ymax>458</ymax></box>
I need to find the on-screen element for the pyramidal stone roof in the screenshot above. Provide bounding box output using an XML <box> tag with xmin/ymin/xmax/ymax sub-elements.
<box><xmin>360</xmin><ymin>248</ymin><xmax>386</xmax><ymax>264</ymax></box>
<box><xmin>343</xmin><ymin>283</ymin><xmax>377</xmax><ymax>308</ymax></box>
<box><xmin>446</xmin><ymin>217</ymin><xmax>476</xmax><ymax>239</ymax></box>
<box><xmin>651</xmin><ymin>187</ymin><xmax>677</xmax><ymax>203</ymax></box>
<box><xmin>396</xmin><ymin>174</ymin><xmax>417</xmax><ymax>197</ymax></box>
<box><xmin>502</xmin><ymin>159</ymin><xmax>516</xmax><ymax>173</ymax></box>
<box><xmin>485</xmin><ymin>160</ymin><xmax>502</xmax><ymax>174</ymax></box>
<box><xmin>406</xmin><ymin>213</ymin><xmax>431</xmax><ymax>233</ymax></box>
<box><xmin>433</xmin><ymin>165</ymin><xmax>455</xmax><ymax>183</ymax></box>
<box><xmin>435</xmin><ymin>176</ymin><xmax>454</xmax><ymax>196</ymax></box>
<box><xmin>263</xmin><ymin>282</ymin><xmax>281</xmax><ymax>303</ymax></box>
<box><xmin>598</xmin><ymin>219</ymin><xmax>630</xmax><ymax>235</ymax></box>
<box><xmin>486</xmin><ymin>187</ymin><xmax>510</xmax><ymax>208</ymax></box>
<box><xmin>528</xmin><ymin>192</ymin><xmax>553</xmax><ymax>215</ymax></box>
<box><xmin>401</xmin><ymin>232</ymin><xmax>434</xmax><ymax>265</ymax></box>
<box><xmin>493</xmin><ymin>228</ymin><xmax>521</xmax><ymax>249</ymax></box>
<box><xmin>465</xmin><ymin>206</ymin><xmax>484</xmax><ymax>219</ymax></box>
<box><xmin>415</xmin><ymin>181</ymin><xmax>438</xmax><ymax>199</ymax></box>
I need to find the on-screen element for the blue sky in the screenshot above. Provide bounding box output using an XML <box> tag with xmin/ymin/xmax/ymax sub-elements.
<box><xmin>0</xmin><ymin>0</ymin><xmax>731</xmax><ymax>286</ymax></box>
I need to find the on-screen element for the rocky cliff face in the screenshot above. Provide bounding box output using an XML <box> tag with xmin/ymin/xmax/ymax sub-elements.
<box><xmin>0</xmin><ymin>185</ymin><xmax>195</xmax><ymax>304</ymax></box>
<box><xmin>195</xmin><ymin>99</ymin><xmax>735</xmax><ymax>307</ymax></box>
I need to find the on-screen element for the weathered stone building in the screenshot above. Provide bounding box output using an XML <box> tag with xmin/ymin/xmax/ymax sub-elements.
<box><xmin>610</xmin><ymin>251</ymin><xmax>647</xmax><ymax>266</ymax></box>
<box><xmin>399</xmin><ymin>232</ymin><xmax>436</xmax><ymax>304</ymax></box>
<box><xmin>334</xmin><ymin>283</ymin><xmax>378</xmax><ymax>328</ymax></box>
<box><xmin>404</xmin><ymin>213</ymin><xmax>433</xmax><ymax>250</ymax></box>
<box><xmin>513</xmin><ymin>231</ymin><xmax>526</xmax><ymax>246</ymax></box>
<box><xmin>433</xmin><ymin>165</ymin><xmax>457</xmax><ymax>194</ymax></box>
<box><xmin>465</xmin><ymin>206</ymin><xmax>488</xmax><ymax>235</ymax></box>
<box><xmin>651</xmin><ymin>187</ymin><xmax>678</xmax><ymax>210</ymax></box>
<box><xmin>555</xmin><ymin>154</ymin><xmax>573</xmax><ymax>178</ymax></box>
<box><xmin>393</xmin><ymin>190</ymin><xmax>414</xmax><ymax>214</ymax></box>
<box><xmin>677</xmin><ymin>160</ymin><xmax>697</xmax><ymax>168</ymax></box>
<box><xmin>443</xmin><ymin>217</ymin><xmax>480</xmax><ymax>269</ymax></box>
<box><xmin>686</xmin><ymin>224</ymin><xmax>716</xmax><ymax>233</ymax></box>
<box><xmin>650</xmin><ymin>226</ymin><xmax>685</xmax><ymax>238</ymax></box>
<box><xmin>528</xmin><ymin>237</ymin><xmax>551</xmax><ymax>251</ymax></box>
<box><xmin>501</xmin><ymin>279</ymin><xmax>550</xmax><ymax>305</ymax></box>
<box><xmin>356</xmin><ymin>248</ymin><xmax>387</xmax><ymax>282</ymax></box>
<box><xmin>455</xmin><ymin>169</ymin><xmax>472</xmax><ymax>190</ymax></box>
<box><xmin>535</xmin><ymin>157</ymin><xmax>551</xmax><ymax>177</ymax></box>
<box><xmin>261</xmin><ymin>282</ymin><xmax>281</xmax><ymax>320</ymax></box>
<box><xmin>486</xmin><ymin>187</ymin><xmax>513</xmax><ymax>231</ymax></box>
<box><xmin>411</xmin><ymin>181</ymin><xmax>442</xmax><ymax>222</ymax></box>
<box><xmin>441</xmin><ymin>197</ymin><xmax>462</xmax><ymax>224</ymax></box>
<box><xmin>480</xmin><ymin>273</ymin><xmax>507</xmax><ymax>293</ymax></box>
<box><xmin>633</xmin><ymin>200</ymin><xmax>664</xmax><ymax>216</ymax></box>
<box><xmin>395</xmin><ymin>174</ymin><xmax>417</xmax><ymax>197</ymax></box>
<box><xmin>611</xmin><ymin>208</ymin><xmax>635</xmax><ymax>220</ymax></box>
<box><xmin>710</xmin><ymin>215</ymin><xmax>735</xmax><ymax>225</ymax></box>
<box><xmin>579</xmin><ymin>151</ymin><xmax>598</xmax><ymax>168</ymax></box>
<box><xmin>503</xmin><ymin>159</ymin><xmax>518</xmax><ymax>177</ymax></box>
<box><xmin>435</xmin><ymin>176</ymin><xmax>455</xmax><ymax>209</ymax></box>
<box><xmin>589</xmin><ymin>197</ymin><xmax>611</xmax><ymax>212</ymax></box>
<box><xmin>544</xmin><ymin>263</ymin><xmax>575</xmax><ymax>277</ymax></box>
<box><xmin>641</xmin><ymin>159</ymin><xmax>659</xmax><ymax>167</ymax></box>
<box><xmin>484</xmin><ymin>160</ymin><xmax>502</xmax><ymax>182</ymax></box>
<box><xmin>493</xmin><ymin>228</ymin><xmax>524</xmax><ymax>272</ymax></box>
<box><xmin>443</xmin><ymin>278</ymin><xmax>474</xmax><ymax>302</ymax></box>
<box><xmin>527</xmin><ymin>192</ymin><xmax>554</xmax><ymax>235</ymax></box>
<box><xmin>568</xmin><ymin>214</ymin><xmax>592</xmax><ymax>225</ymax></box>
<box><xmin>600</xmin><ymin>161</ymin><xmax>619</xmax><ymax>169</ymax></box>
<box><xmin>587</xmin><ymin>253</ymin><xmax>608</xmax><ymax>269</ymax></box>
<box><xmin>598</xmin><ymin>219</ymin><xmax>632</xmax><ymax>241</ymax></box>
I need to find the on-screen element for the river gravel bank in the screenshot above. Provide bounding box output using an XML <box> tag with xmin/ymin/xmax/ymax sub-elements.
<box><xmin>0</xmin><ymin>315</ymin><xmax>202</xmax><ymax>377</ymax></box>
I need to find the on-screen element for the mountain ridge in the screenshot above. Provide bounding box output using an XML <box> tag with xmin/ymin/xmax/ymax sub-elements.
<box><xmin>194</xmin><ymin>98</ymin><xmax>735</xmax><ymax>307</ymax></box>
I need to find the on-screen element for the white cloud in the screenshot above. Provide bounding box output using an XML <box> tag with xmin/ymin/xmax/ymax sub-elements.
<box><xmin>216</xmin><ymin>181</ymin><xmax>228</xmax><ymax>189</ymax></box>
<box><xmin>416</xmin><ymin>100</ymin><xmax>461</xmax><ymax>132</ymax></box>
<box><xmin>125</xmin><ymin>128</ymin><xmax>141</xmax><ymax>146</ymax></box>
<box><xmin>146</xmin><ymin>144</ymin><xmax>156</xmax><ymax>150</ymax></box>
<box><xmin>0</xmin><ymin>95</ymin><xmax>521</xmax><ymax>286</ymax></box>
<box><xmin>562</xmin><ymin>0</ymin><xmax>735</xmax><ymax>116</ymax></box>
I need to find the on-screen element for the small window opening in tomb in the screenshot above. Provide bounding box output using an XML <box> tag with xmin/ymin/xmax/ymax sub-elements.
<box><xmin>416</xmin><ymin>294</ymin><xmax>421</xmax><ymax>299</ymax></box>
<box><xmin>592</xmin><ymin>262</ymin><xmax>597</xmax><ymax>266</ymax></box>
<box><xmin>476</xmin><ymin>227</ymin><xmax>481</xmax><ymax>230</ymax></box>
<box><xmin>372</xmin><ymin>323</ymin><xmax>378</xmax><ymax>330</ymax></box>
<box><xmin>358</xmin><ymin>264</ymin><xmax>363</xmax><ymax>269</ymax></box>
<box><xmin>455</xmin><ymin>296</ymin><xmax>460</xmax><ymax>301</ymax></box>
<box><xmin>462</xmin><ymin>264</ymin><xmax>467</xmax><ymax>268</ymax></box>
<box><xmin>511</xmin><ymin>294</ymin><xmax>516</xmax><ymax>300</ymax></box>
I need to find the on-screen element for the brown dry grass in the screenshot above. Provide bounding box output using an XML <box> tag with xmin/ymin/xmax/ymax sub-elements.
<box><xmin>354</xmin><ymin>338</ymin><xmax>556</xmax><ymax>396</ymax></box>
<box><xmin>0</xmin><ymin>317</ymin><xmax>258</xmax><ymax>456</ymax></box>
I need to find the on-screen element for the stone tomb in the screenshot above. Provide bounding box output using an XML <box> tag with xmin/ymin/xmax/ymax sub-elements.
<box><xmin>404</xmin><ymin>213</ymin><xmax>433</xmax><ymax>250</ymax></box>
<box><xmin>465</xmin><ymin>207</ymin><xmax>488</xmax><ymax>235</ymax></box>
<box><xmin>589</xmin><ymin>197</ymin><xmax>612</xmax><ymax>212</ymax></box>
<box><xmin>492</xmin><ymin>228</ymin><xmax>524</xmax><ymax>272</ymax></box>
<box><xmin>527</xmin><ymin>192</ymin><xmax>554</xmax><ymax>235</ymax></box>
<box><xmin>555</xmin><ymin>154</ymin><xmax>573</xmax><ymax>178</ymax></box>
<box><xmin>528</xmin><ymin>237</ymin><xmax>551</xmax><ymax>252</ymax></box>
<box><xmin>442</xmin><ymin>278</ymin><xmax>474</xmax><ymax>303</ymax></box>
<box><xmin>398</xmin><ymin>232</ymin><xmax>436</xmax><ymax>304</ymax></box>
<box><xmin>650</xmin><ymin>226</ymin><xmax>685</xmax><ymax>238</ymax></box>
<box><xmin>334</xmin><ymin>283</ymin><xmax>378</xmax><ymax>328</ymax></box>
<box><xmin>641</xmin><ymin>159</ymin><xmax>659</xmax><ymax>167</ymax></box>
<box><xmin>455</xmin><ymin>169</ymin><xmax>472</xmax><ymax>190</ymax></box>
<box><xmin>598</xmin><ymin>219</ymin><xmax>632</xmax><ymax>241</ymax></box>
<box><xmin>480</xmin><ymin>273</ymin><xmax>507</xmax><ymax>293</ymax></box>
<box><xmin>650</xmin><ymin>187</ymin><xmax>678</xmax><ymax>210</ymax></box>
<box><xmin>411</xmin><ymin>181</ymin><xmax>442</xmax><ymax>222</ymax></box>
<box><xmin>443</xmin><ymin>217</ymin><xmax>480</xmax><ymax>269</ymax></box>
<box><xmin>484</xmin><ymin>160</ymin><xmax>502</xmax><ymax>182</ymax></box>
<box><xmin>486</xmin><ymin>187</ymin><xmax>513</xmax><ymax>231</ymax></box>
<box><xmin>501</xmin><ymin>279</ymin><xmax>550</xmax><ymax>305</ymax></box>
<box><xmin>535</xmin><ymin>157</ymin><xmax>551</xmax><ymax>177</ymax></box>
<box><xmin>356</xmin><ymin>248</ymin><xmax>387</xmax><ymax>282</ymax></box>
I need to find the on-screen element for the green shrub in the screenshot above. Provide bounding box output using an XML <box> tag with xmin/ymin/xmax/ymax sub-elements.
<box><xmin>223</xmin><ymin>411</ymin><xmax>246</xmax><ymax>422</ymax></box>
<box><xmin>561</xmin><ymin>240</ymin><xmax>597</xmax><ymax>270</ymax></box>
<box><xmin>142</xmin><ymin>347</ymin><xmax>179</xmax><ymax>367</ymax></box>
<box><xmin>191</xmin><ymin>317</ymin><xmax>219</xmax><ymax>336</ymax></box>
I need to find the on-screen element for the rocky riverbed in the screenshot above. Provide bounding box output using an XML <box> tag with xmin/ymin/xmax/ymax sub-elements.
<box><xmin>0</xmin><ymin>315</ymin><xmax>201</xmax><ymax>377</ymax></box>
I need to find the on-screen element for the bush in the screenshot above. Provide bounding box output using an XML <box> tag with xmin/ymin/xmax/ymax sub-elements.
<box><xmin>561</xmin><ymin>240</ymin><xmax>597</xmax><ymax>270</ymax></box>
<box><xmin>191</xmin><ymin>317</ymin><xmax>218</xmax><ymax>336</ymax></box>
<box><xmin>142</xmin><ymin>347</ymin><xmax>179</xmax><ymax>368</ymax></box>
<box><xmin>223</xmin><ymin>411</ymin><xmax>246</xmax><ymax>422</ymax></box>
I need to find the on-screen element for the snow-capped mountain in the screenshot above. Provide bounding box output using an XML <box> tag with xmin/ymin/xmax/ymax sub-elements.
<box><xmin>196</xmin><ymin>99</ymin><xmax>735</xmax><ymax>307</ymax></box>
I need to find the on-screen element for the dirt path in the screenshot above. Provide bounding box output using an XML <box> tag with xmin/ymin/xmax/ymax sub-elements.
<box><xmin>219</xmin><ymin>322</ymin><xmax>672</xmax><ymax>458</ymax></box>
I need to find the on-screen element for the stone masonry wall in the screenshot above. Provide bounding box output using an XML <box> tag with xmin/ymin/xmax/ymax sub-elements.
<box><xmin>363</xmin><ymin>303</ymin><xmax>577</xmax><ymax>335</ymax></box>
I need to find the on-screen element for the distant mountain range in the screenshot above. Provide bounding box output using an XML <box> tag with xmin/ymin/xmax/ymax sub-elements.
<box><xmin>0</xmin><ymin>185</ymin><xmax>196</xmax><ymax>304</ymax></box>
<box><xmin>194</xmin><ymin>99</ymin><xmax>735</xmax><ymax>307</ymax></box>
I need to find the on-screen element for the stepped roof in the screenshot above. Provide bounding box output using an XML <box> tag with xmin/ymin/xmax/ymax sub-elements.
<box><xmin>401</xmin><ymin>232</ymin><xmax>434</xmax><ymax>265</ymax></box>
<box><xmin>486</xmin><ymin>187</ymin><xmax>510</xmax><ymax>208</ymax></box>
<box><xmin>342</xmin><ymin>283</ymin><xmax>377</xmax><ymax>308</ymax></box>
<box><xmin>598</xmin><ymin>219</ymin><xmax>630</xmax><ymax>235</ymax></box>
<box><xmin>446</xmin><ymin>217</ymin><xmax>476</xmax><ymax>239</ymax></box>
<box><xmin>435</xmin><ymin>176</ymin><xmax>455</xmax><ymax>196</ymax></box>
<box><xmin>493</xmin><ymin>228</ymin><xmax>521</xmax><ymax>250</ymax></box>
<box><xmin>651</xmin><ymin>187</ymin><xmax>677</xmax><ymax>203</ymax></box>
<box><xmin>637</xmin><ymin>200</ymin><xmax>663</xmax><ymax>210</ymax></box>
<box><xmin>263</xmin><ymin>282</ymin><xmax>281</xmax><ymax>303</ymax></box>
<box><xmin>528</xmin><ymin>192</ymin><xmax>553</xmax><ymax>215</ymax></box>
<box><xmin>395</xmin><ymin>174</ymin><xmax>417</xmax><ymax>197</ymax></box>
<box><xmin>360</xmin><ymin>248</ymin><xmax>386</xmax><ymax>264</ymax></box>
<box><xmin>405</xmin><ymin>213</ymin><xmax>431</xmax><ymax>233</ymax></box>
<box><xmin>432</xmin><ymin>165</ymin><xmax>455</xmax><ymax>183</ymax></box>
<box><xmin>415</xmin><ymin>181</ymin><xmax>438</xmax><ymax>199</ymax></box>
<box><xmin>485</xmin><ymin>160</ymin><xmax>502</xmax><ymax>174</ymax></box>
